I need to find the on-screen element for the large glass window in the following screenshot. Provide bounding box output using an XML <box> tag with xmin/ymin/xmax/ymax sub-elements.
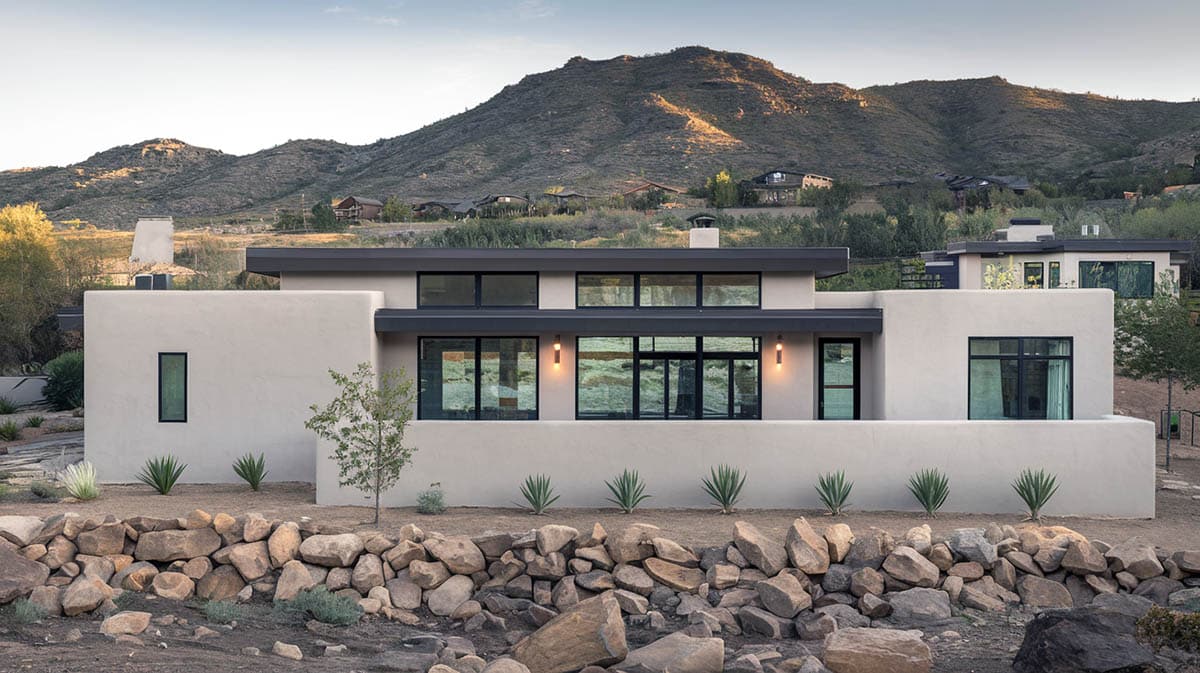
<box><xmin>158</xmin><ymin>353</ymin><xmax>187</xmax><ymax>422</ymax></box>
<box><xmin>819</xmin><ymin>339</ymin><xmax>859</xmax><ymax>420</ymax></box>
<box><xmin>577</xmin><ymin>273</ymin><xmax>760</xmax><ymax>308</ymax></box>
<box><xmin>702</xmin><ymin>274</ymin><xmax>759</xmax><ymax>307</ymax></box>
<box><xmin>968</xmin><ymin>337</ymin><xmax>1072</xmax><ymax>420</ymax></box>
<box><xmin>1078</xmin><ymin>261</ymin><xmax>1154</xmax><ymax>298</ymax></box>
<box><xmin>640</xmin><ymin>274</ymin><xmax>696</xmax><ymax>307</ymax></box>
<box><xmin>577</xmin><ymin>274</ymin><xmax>634</xmax><ymax>307</ymax></box>
<box><xmin>419</xmin><ymin>337</ymin><xmax>537</xmax><ymax>419</ymax></box>
<box><xmin>419</xmin><ymin>274</ymin><xmax>537</xmax><ymax>308</ymax></box>
<box><xmin>576</xmin><ymin>336</ymin><xmax>760</xmax><ymax>419</ymax></box>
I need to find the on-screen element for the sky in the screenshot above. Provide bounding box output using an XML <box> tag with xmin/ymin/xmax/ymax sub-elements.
<box><xmin>2</xmin><ymin>0</ymin><xmax>1198</xmax><ymax>169</ymax></box>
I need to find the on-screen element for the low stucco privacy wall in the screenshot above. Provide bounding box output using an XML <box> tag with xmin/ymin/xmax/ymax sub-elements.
<box><xmin>317</xmin><ymin>415</ymin><xmax>1155</xmax><ymax>517</ymax></box>
<box><xmin>84</xmin><ymin>290</ymin><xmax>383</xmax><ymax>483</ymax></box>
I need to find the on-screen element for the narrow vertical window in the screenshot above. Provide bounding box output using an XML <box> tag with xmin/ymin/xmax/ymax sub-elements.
<box><xmin>1024</xmin><ymin>262</ymin><xmax>1044</xmax><ymax>289</ymax></box>
<box><xmin>819</xmin><ymin>339</ymin><xmax>859</xmax><ymax>420</ymax></box>
<box><xmin>1048</xmin><ymin>262</ymin><xmax>1060</xmax><ymax>288</ymax></box>
<box><xmin>158</xmin><ymin>353</ymin><xmax>187</xmax><ymax>422</ymax></box>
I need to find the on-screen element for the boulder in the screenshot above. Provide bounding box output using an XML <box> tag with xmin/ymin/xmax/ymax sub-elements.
<box><xmin>903</xmin><ymin>525</ymin><xmax>932</xmax><ymax>555</ymax></box>
<box><xmin>643</xmin><ymin>557</ymin><xmax>705</xmax><ymax>592</ymax></box>
<box><xmin>427</xmin><ymin>575</ymin><xmax>475</xmax><ymax>616</ymax></box>
<box><xmin>267</xmin><ymin>522</ymin><xmax>301</xmax><ymax>567</ymax></box>
<box><xmin>242</xmin><ymin>513</ymin><xmax>271</xmax><ymax>543</ymax></box>
<box><xmin>859</xmin><ymin>592</ymin><xmax>892</xmax><ymax>618</ymax></box>
<box><xmin>1060</xmin><ymin>541</ymin><xmax>1108</xmax><ymax>575</ymax></box>
<box><xmin>959</xmin><ymin>583</ymin><xmax>1006</xmax><ymax>612</ymax></box>
<box><xmin>269</xmin><ymin>559</ymin><xmax>313</xmax><ymax>602</ymax></box>
<box><xmin>1090</xmin><ymin>592</ymin><xmax>1154</xmax><ymax>618</ymax></box>
<box><xmin>882</xmin><ymin>547</ymin><xmax>939</xmax><ymax>588</ymax></box>
<box><xmin>196</xmin><ymin>565</ymin><xmax>245</xmax><ymax>601</ymax></box>
<box><xmin>617</xmin><ymin>632</ymin><xmax>724</xmax><ymax>673</ymax></box>
<box><xmin>41</xmin><ymin>535</ymin><xmax>76</xmax><ymax>569</ymax></box>
<box><xmin>134</xmin><ymin>528</ymin><xmax>222</xmax><ymax>562</ymax></box>
<box><xmin>738</xmin><ymin>605</ymin><xmax>794</xmax><ymax>639</ymax></box>
<box><xmin>606</xmin><ymin>524</ymin><xmax>660</xmax><ymax>564</ymax></box>
<box><xmin>613</xmin><ymin>564</ymin><xmax>655</xmax><ymax>596</ymax></box>
<box><xmin>613</xmin><ymin>589</ymin><xmax>649</xmax><ymax>615</ymax></box>
<box><xmin>386</xmin><ymin>577</ymin><xmax>422</xmax><ymax>610</ymax></box>
<box><xmin>816</xmin><ymin>604</ymin><xmax>870</xmax><ymax>629</ymax></box>
<box><xmin>1012</xmin><ymin>607</ymin><xmax>1153</xmax><ymax>673</ymax></box>
<box><xmin>575</xmin><ymin>545</ymin><xmax>615</xmax><ymax>571</ymax></box>
<box><xmin>795</xmin><ymin>612</ymin><xmax>837</xmax><ymax>640</ymax></box>
<box><xmin>651</xmin><ymin>538</ymin><xmax>698</xmax><ymax>567</ymax></box>
<box><xmin>1132</xmin><ymin>576</ymin><xmax>1184</xmax><ymax>605</ymax></box>
<box><xmin>536</xmin><ymin>525</ymin><xmax>578</xmax><ymax>556</ymax></box>
<box><xmin>942</xmin><ymin>575</ymin><xmax>963</xmax><ymax>604</ymax></box>
<box><xmin>824</xmin><ymin>524</ymin><xmax>854</xmax><ymax>564</ymax></box>
<box><xmin>272</xmin><ymin>641</ymin><xmax>303</xmax><ymax>661</ymax></box>
<box><xmin>76</xmin><ymin>523</ymin><xmax>126</xmax><ymax>556</ymax></box>
<box><xmin>757</xmin><ymin>573</ymin><xmax>812</xmax><ymax>618</ymax></box>
<box><xmin>1172</xmin><ymin>550</ymin><xmax>1200</xmax><ymax>574</ymax></box>
<box><xmin>706</xmin><ymin>563</ymin><xmax>739</xmax><ymax>590</ymax></box>
<box><xmin>0</xmin><ymin>515</ymin><xmax>44</xmax><ymax>546</ymax></box>
<box><xmin>228</xmin><ymin>541</ymin><xmax>271</xmax><ymax>581</ymax></box>
<box><xmin>112</xmin><ymin>561</ymin><xmax>158</xmax><ymax>591</ymax></box>
<box><xmin>1104</xmin><ymin>538</ymin><xmax>1163</xmax><ymax>580</ymax></box>
<box><xmin>511</xmin><ymin>592</ymin><xmax>627</xmax><ymax>673</ymax></box>
<box><xmin>927</xmin><ymin>543</ymin><xmax>954</xmax><ymax>572</ymax></box>
<box><xmin>299</xmin><ymin>534</ymin><xmax>364</xmax><ymax>567</ymax></box>
<box><xmin>100</xmin><ymin>611</ymin><xmax>151</xmax><ymax>636</ymax></box>
<box><xmin>850</xmin><ymin>567</ymin><xmax>885</xmax><ymax>597</ymax></box>
<box><xmin>575</xmin><ymin>523</ymin><xmax>607</xmax><ymax>548</ymax></box>
<box><xmin>62</xmin><ymin>576</ymin><xmax>113</xmax><ymax>616</ymax></box>
<box><xmin>1017</xmin><ymin>575</ymin><xmax>1073</xmax><ymax>609</ymax></box>
<box><xmin>0</xmin><ymin>543</ymin><xmax>50</xmax><ymax>603</ymax></box>
<box><xmin>885</xmin><ymin>588</ymin><xmax>952</xmax><ymax>627</ymax></box>
<box><xmin>574</xmin><ymin>570</ymin><xmax>616</xmax><ymax>593</ymax></box>
<box><xmin>409</xmin><ymin>560</ymin><xmax>451</xmax><ymax>589</ymax></box>
<box><xmin>152</xmin><ymin>572</ymin><xmax>195</xmax><ymax>600</ymax></box>
<box><xmin>527</xmin><ymin>552</ymin><xmax>568</xmax><ymax>580</ymax></box>
<box><xmin>424</xmin><ymin>536</ymin><xmax>486</xmax><ymax>574</ymax></box>
<box><xmin>947</xmin><ymin>529</ymin><xmax>997</xmax><ymax>567</ymax></box>
<box><xmin>948</xmin><ymin>561</ymin><xmax>984</xmax><ymax>580</ymax></box>
<box><xmin>482</xmin><ymin>660</ymin><xmax>532</xmax><ymax>673</ymax></box>
<box><xmin>351</xmin><ymin>553</ymin><xmax>385</xmax><ymax>594</ymax></box>
<box><xmin>732</xmin><ymin>522</ymin><xmax>788</xmax><ymax>576</ymax></box>
<box><xmin>28</xmin><ymin>585</ymin><xmax>61</xmax><ymax>616</ymax></box>
<box><xmin>1005</xmin><ymin>551</ymin><xmax>1043</xmax><ymax>576</ymax></box>
<box><xmin>844</xmin><ymin>529</ymin><xmax>892</xmax><ymax>570</ymax></box>
<box><xmin>823</xmin><ymin>627</ymin><xmax>932</xmax><ymax>673</ymax></box>
<box><xmin>384</xmin><ymin>540</ymin><xmax>428</xmax><ymax>570</ymax></box>
<box><xmin>786</xmin><ymin>518</ymin><xmax>830</xmax><ymax>574</ymax></box>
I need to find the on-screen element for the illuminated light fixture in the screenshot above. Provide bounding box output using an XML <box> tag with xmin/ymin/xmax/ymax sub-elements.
<box><xmin>553</xmin><ymin>335</ymin><xmax>561</xmax><ymax>365</ymax></box>
<box><xmin>775</xmin><ymin>334</ymin><xmax>783</xmax><ymax>366</ymax></box>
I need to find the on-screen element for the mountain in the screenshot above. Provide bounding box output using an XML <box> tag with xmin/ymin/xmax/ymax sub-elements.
<box><xmin>3</xmin><ymin>46</ymin><xmax>1199</xmax><ymax>225</ymax></box>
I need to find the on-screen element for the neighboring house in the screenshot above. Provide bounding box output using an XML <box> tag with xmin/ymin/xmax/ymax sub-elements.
<box><xmin>921</xmin><ymin>218</ymin><xmax>1192</xmax><ymax>295</ymax></box>
<box><xmin>544</xmin><ymin>189</ymin><xmax>599</xmax><ymax>213</ymax></box>
<box><xmin>413</xmin><ymin>200</ymin><xmax>460</xmax><ymax>219</ymax></box>
<box><xmin>333</xmin><ymin>196</ymin><xmax>384</xmax><ymax>222</ymax></box>
<box><xmin>83</xmin><ymin>239</ymin><xmax>1153</xmax><ymax>516</ymax></box>
<box><xmin>741</xmin><ymin>169</ymin><xmax>833</xmax><ymax>206</ymax></box>
<box><xmin>414</xmin><ymin>195</ymin><xmax>529</xmax><ymax>220</ymax></box>
<box><xmin>936</xmin><ymin>173</ymin><xmax>1032</xmax><ymax>211</ymax></box>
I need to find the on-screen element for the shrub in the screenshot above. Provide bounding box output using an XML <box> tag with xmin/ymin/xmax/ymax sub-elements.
<box><xmin>23</xmin><ymin>415</ymin><xmax>44</xmax><ymax>428</ymax></box>
<box><xmin>815</xmin><ymin>470</ymin><xmax>853</xmax><ymax>516</ymax></box>
<box><xmin>0</xmin><ymin>598</ymin><xmax>47</xmax><ymax>624</ymax></box>
<box><xmin>701</xmin><ymin>464</ymin><xmax>746</xmax><ymax>515</ymax></box>
<box><xmin>273</xmin><ymin>586</ymin><xmax>361</xmax><ymax>626</ymax></box>
<box><xmin>1137</xmin><ymin>606</ymin><xmax>1200</xmax><ymax>651</ymax></box>
<box><xmin>416</xmin><ymin>482</ymin><xmax>446</xmax><ymax>514</ymax></box>
<box><xmin>43</xmin><ymin>350</ymin><xmax>84</xmax><ymax>411</ymax></box>
<box><xmin>232</xmin><ymin>453</ymin><xmax>268</xmax><ymax>491</ymax></box>
<box><xmin>907</xmin><ymin>468</ymin><xmax>950</xmax><ymax>517</ymax></box>
<box><xmin>518</xmin><ymin>474</ymin><xmax>560</xmax><ymax>515</ymax></box>
<box><xmin>137</xmin><ymin>455</ymin><xmax>187</xmax><ymax>495</ymax></box>
<box><xmin>0</xmin><ymin>397</ymin><xmax>17</xmax><ymax>414</ymax></box>
<box><xmin>0</xmin><ymin>420</ymin><xmax>18</xmax><ymax>441</ymax></box>
<box><xmin>202</xmin><ymin>600</ymin><xmax>246</xmax><ymax>625</ymax></box>
<box><xmin>58</xmin><ymin>461</ymin><xmax>99</xmax><ymax>501</ymax></box>
<box><xmin>30</xmin><ymin>480</ymin><xmax>62</xmax><ymax>499</ymax></box>
<box><xmin>605</xmin><ymin>469</ymin><xmax>651</xmax><ymax>514</ymax></box>
<box><xmin>1012</xmin><ymin>468</ymin><xmax>1059</xmax><ymax>521</ymax></box>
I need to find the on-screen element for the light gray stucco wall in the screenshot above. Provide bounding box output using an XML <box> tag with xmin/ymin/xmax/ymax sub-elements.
<box><xmin>84</xmin><ymin>290</ymin><xmax>383</xmax><ymax>483</ymax></box>
<box><xmin>281</xmin><ymin>272</ymin><xmax>415</xmax><ymax>307</ymax></box>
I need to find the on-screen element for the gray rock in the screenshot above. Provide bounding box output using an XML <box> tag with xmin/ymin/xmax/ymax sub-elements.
<box><xmin>815</xmin><ymin>603</ymin><xmax>870</xmax><ymax>629</ymax></box>
<box><xmin>0</xmin><ymin>543</ymin><xmax>50</xmax><ymax>603</ymax></box>
<box><xmin>843</xmin><ymin>529</ymin><xmax>892</xmax><ymax>570</ymax></box>
<box><xmin>617</xmin><ymin>632</ymin><xmax>724</xmax><ymax>673</ymax></box>
<box><xmin>732</xmin><ymin>522</ymin><xmax>788</xmax><ymax>576</ymax></box>
<box><xmin>1133</xmin><ymin>576</ymin><xmax>1184</xmax><ymax>605</ymax></box>
<box><xmin>885</xmin><ymin>588</ymin><xmax>952</xmax><ymax>627</ymax></box>
<box><xmin>821</xmin><ymin>564</ymin><xmax>853</xmax><ymax>593</ymax></box>
<box><xmin>824</xmin><ymin>628</ymin><xmax>932</xmax><ymax>673</ymax></box>
<box><xmin>1090</xmin><ymin>592</ymin><xmax>1154</xmax><ymax>618</ymax></box>
<box><xmin>795</xmin><ymin>612</ymin><xmax>837</xmax><ymax>640</ymax></box>
<box><xmin>737</xmin><ymin>606</ymin><xmax>793</xmax><ymax>639</ymax></box>
<box><xmin>948</xmin><ymin>528</ymin><xmax>998</xmax><ymax>567</ymax></box>
<box><xmin>1012</xmin><ymin>607</ymin><xmax>1153</xmax><ymax>673</ymax></box>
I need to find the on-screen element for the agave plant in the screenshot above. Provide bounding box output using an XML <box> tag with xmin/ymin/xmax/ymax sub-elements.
<box><xmin>137</xmin><ymin>455</ymin><xmax>187</xmax><ymax>495</ymax></box>
<box><xmin>518</xmin><ymin>474</ymin><xmax>560</xmax><ymax>515</ymax></box>
<box><xmin>605</xmin><ymin>469</ymin><xmax>651</xmax><ymax>514</ymax></box>
<box><xmin>815</xmin><ymin>470</ymin><xmax>853</xmax><ymax>515</ymax></box>
<box><xmin>1012</xmin><ymin>468</ymin><xmax>1059</xmax><ymax>521</ymax></box>
<box><xmin>58</xmin><ymin>461</ymin><xmax>99</xmax><ymax>501</ymax></box>
<box><xmin>907</xmin><ymin>468</ymin><xmax>950</xmax><ymax>517</ymax></box>
<box><xmin>232</xmin><ymin>453</ymin><xmax>268</xmax><ymax>491</ymax></box>
<box><xmin>701</xmin><ymin>464</ymin><xmax>746</xmax><ymax>515</ymax></box>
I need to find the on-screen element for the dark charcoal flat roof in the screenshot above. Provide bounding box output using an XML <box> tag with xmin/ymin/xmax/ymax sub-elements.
<box><xmin>246</xmin><ymin>247</ymin><xmax>850</xmax><ymax>278</ymax></box>
<box><xmin>944</xmin><ymin>239</ymin><xmax>1194</xmax><ymax>256</ymax></box>
<box><xmin>374</xmin><ymin>308</ymin><xmax>882</xmax><ymax>334</ymax></box>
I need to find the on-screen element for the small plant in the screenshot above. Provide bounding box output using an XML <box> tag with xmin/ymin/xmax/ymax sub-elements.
<box><xmin>43</xmin><ymin>350</ymin><xmax>84</xmax><ymax>411</ymax></box>
<box><xmin>416</xmin><ymin>482</ymin><xmax>446</xmax><ymax>514</ymax></box>
<box><xmin>0</xmin><ymin>598</ymin><xmax>47</xmax><ymax>624</ymax></box>
<box><xmin>815</xmin><ymin>470</ymin><xmax>853</xmax><ymax>516</ymax></box>
<box><xmin>907</xmin><ymin>468</ymin><xmax>950</xmax><ymax>517</ymax></box>
<box><xmin>1137</xmin><ymin>606</ymin><xmax>1200</xmax><ymax>652</ymax></box>
<box><xmin>23</xmin><ymin>415</ymin><xmax>44</xmax><ymax>428</ymax></box>
<box><xmin>232</xmin><ymin>453</ymin><xmax>268</xmax><ymax>491</ymax></box>
<box><xmin>272</xmin><ymin>586</ymin><xmax>362</xmax><ymax>626</ymax></box>
<box><xmin>518</xmin><ymin>474</ymin><xmax>560</xmax><ymax>515</ymax></box>
<box><xmin>137</xmin><ymin>455</ymin><xmax>187</xmax><ymax>495</ymax></box>
<box><xmin>202</xmin><ymin>600</ymin><xmax>246</xmax><ymax>625</ymax></box>
<box><xmin>58</xmin><ymin>461</ymin><xmax>99</xmax><ymax>501</ymax></box>
<box><xmin>701</xmin><ymin>464</ymin><xmax>746</xmax><ymax>515</ymax></box>
<box><xmin>0</xmin><ymin>397</ymin><xmax>17</xmax><ymax>414</ymax></box>
<box><xmin>30</xmin><ymin>480</ymin><xmax>63</xmax><ymax>499</ymax></box>
<box><xmin>1012</xmin><ymin>468</ymin><xmax>1060</xmax><ymax>521</ymax></box>
<box><xmin>605</xmin><ymin>469</ymin><xmax>651</xmax><ymax>514</ymax></box>
<box><xmin>0</xmin><ymin>420</ymin><xmax>19</xmax><ymax>441</ymax></box>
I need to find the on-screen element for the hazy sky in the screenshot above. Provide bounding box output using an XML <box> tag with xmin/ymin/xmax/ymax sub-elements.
<box><xmin>2</xmin><ymin>0</ymin><xmax>1198</xmax><ymax>169</ymax></box>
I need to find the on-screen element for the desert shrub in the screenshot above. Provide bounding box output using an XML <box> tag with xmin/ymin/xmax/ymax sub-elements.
<box><xmin>907</xmin><ymin>468</ymin><xmax>950</xmax><ymax>517</ymax></box>
<box><xmin>43</xmin><ymin>350</ymin><xmax>84</xmax><ymax>411</ymax></box>
<box><xmin>202</xmin><ymin>600</ymin><xmax>246</xmax><ymax>625</ymax></box>
<box><xmin>0</xmin><ymin>397</ymin><xmax>16</xmax><ymax>414</ymax></box>
<box><xmin>605</xmin><ymin>469</ymin><xmax>651</xmax><ymax>514</ymax></box>
<box><xmin>30</xmin><ymin>480</ymin><xmax>63</xmax><ymax>499</ymax></box>
<box><xmin>701</xmin><ymin>464</ymin><xmax>746</xmax><ymax>515</ymax></box>
<box><xmin>58</xmin><ymin>461</ymin><xmax>99</xmax><ymax>500</ymax></box>
<box><xmin>23</xmin><ymin>415</ymin><xmax>44</xmax><ymax>428</ymax></box>
<box><xmin>137</xmin><ymin>455</ymin><xmax>187</xmax><ymax>495</ymax></box>
<box><xmin>232</xmin><ymin>453</ymin><xmax>268</xmax><ymax>491</ymax></box>
<box><xmin>518</xmin><ymin>474</ymin><xmax>560</xmax><ymax>515</ymax></box>
<box><xmin>815</xmin><ymin>470</ymin><xmax>853</xmax><ymax>515</ymax></box>
<box><xmin>0</xmin><ymin>598</ymin><xmax>47</xmax><ymax>624</ymax></box>
<box><xmin>416</xmin><ymin>482</ymin><xmax>445</xmax><ymax>514</ymax></box>
<box><xmin>272</xmin><ymin>586</ymin><xmax>361</xmax><ymax>626</ymax></box>
<box><xmin>1138</xmin><ymin>606</ymin><xmax>1200</xmax><ymax>651</ymax></box>
<box><xmin>1012</xmin><ymin>468</ymin><xmax>1059</xmax><ymax>521</ymax></box>
<box><xmin>0</xmin><ymin>420</ymin><xmax>18</xmax><ymax>441</ymax></box>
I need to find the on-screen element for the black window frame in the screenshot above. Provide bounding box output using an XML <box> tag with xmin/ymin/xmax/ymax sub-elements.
<box><xmin>967</xmin><ymin>336</ymin><xmax>1074</xmax><ymax>420</ymax></box>
<box><xmin>1048</xmin><ymin>261</ymin><xmax>1061</xmax><ymax>288</ymax></box>
<box><xmin>574</xmin><ymin>272</ymin><xmax>761</xmax><ymax>309</ymax></box>
<box><xmin>1077</xmin><ymin>261</ymin><xmax>1155</xmax><ymax>298</ymax></box>
<box><xmin>417</xmin><ymin>336</ymin><xmax>540</xmax><ymax>420</ymax></box>
<box><xmin>817</xmin><ymin>338</ymin><xmax>860</xmax><ymax>420</ymax></box>
<box><xmin>574</xmin><ymin>336</ymin><xmax>762</xmax><ymax>420</ymax></box>
<box><xmin>157</xmin><ymin>352</ymin><xmax>188</xmax><ymax>423</ymax></box>
<box><xmin>418</xmin><ymin>272</ymin><xmax>539</xmax><ymax>309</ymax></box>
<box><xmin>1024</xmin><ymin>262</ymin><xmax>1044</xmax><ymax>289</ymax></box>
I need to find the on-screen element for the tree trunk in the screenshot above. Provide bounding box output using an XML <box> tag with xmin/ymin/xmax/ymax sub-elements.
<box><xmin>1166</xmin><ymin>374</ymin><xmax>1174</xmax><ymax>472</ymax></box>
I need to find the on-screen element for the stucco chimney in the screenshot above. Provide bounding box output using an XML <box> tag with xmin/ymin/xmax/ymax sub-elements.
<box><xmin>689</xmin><ymin>227</ymin><xmax>720</xmax><ymax>248</ymax></box>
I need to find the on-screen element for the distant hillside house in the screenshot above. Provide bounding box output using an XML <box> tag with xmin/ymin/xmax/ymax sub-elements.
<box><xmin>333</xmin><ymin>196</ymin><xmax>383</xmax><ymax>222</ymax></box>
<box><xmin>742</xmin><ymin>170</ymin><xmax>833</xmax><ymax>206</ymax></box>
<box><xmin>416</xmin><ymin>195</ymin><xmax>530</xmax><ymax>220</ymax></box>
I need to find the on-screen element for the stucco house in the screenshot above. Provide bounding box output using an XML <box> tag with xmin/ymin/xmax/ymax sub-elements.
<box><xmin>83</xmin><ymin>236</ymin><xmax>1155</xmax><ymax>517</ymax></box>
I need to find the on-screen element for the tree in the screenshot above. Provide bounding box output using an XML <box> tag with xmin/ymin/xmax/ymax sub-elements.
<box><xmin>893</xmin><ymin>206</ymin><xmax>947</xmax><ymax>256</ymax></box>
<box><xmin>1114</xmin><ymin>272</ymin><xmax>1200</xmax><ymax>470</ymax></box>
<box><xmin>310</xmin><ymin>200</ymin><xmax>342</xmax><ymax>232</ymax></box>
<box><xmin>306</xmin><ymin>363</ymin><xmax>417</xmax><ymax>524</ymax></box>
<box><xmin>0</xmin><ymin>203</ymin><xmax>64</xmax><ymax>368</ymax></box>
<box><xmin>705</xmin><ymin>170</ymin><xmax>738</xmax><ymax>208</ymax></box>
<box><xmin>381</xmin><ymin>197</ymin><xmax>412</xmax><ymax>223</ymax></box>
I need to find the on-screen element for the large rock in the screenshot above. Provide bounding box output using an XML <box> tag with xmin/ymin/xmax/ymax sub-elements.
<box><xmin>947</xmin><ymin>529</ymin><xmax>997</xmax><ymax>567</ymax></box>
<box><xmin>606</xmin><ymin>524</ymin><xmax>659</xmax><ymax>564</ymax></box>
<box><xmin>100</xmin><ymin>611</ymin><xmax>151</xmax><ymax>635</ymax></box>
<box><xmin>299</xmin><ymin>534</ymin><xmax>364</xmax><ymax>567</ymax></box>
<box><xmin>1017</xmin><ymin>575</ymin><xmax>1073</xmax><ymax>609</ymax></box>
<box><xmin>617</xmin><ymin>632</ymin><xmax>724</xmax><ymax>673</ymax></box>
<box><xmin>614</xmin><ymin>564</ymin><xmax>654</xmax><ymax>596</ymax></box>
<box><xmin>1104</xmin><ymin>538</ymin><xmax>1163</xmax><ymax>580</ymax></box>
<box><xmin>384</xmin><ymin>540</ymin><xmax>428</xmax><ymax>570</ymax></box>
<box><xmin>0</xmin><ymin>516</ymin><xmax>44</xmax><ymax>546</ymax></box>
<box><xmin>536</xmin><ymin>525</ymin><xmax>579</xmax><ymax>556</ymax></box>
<box><xmin>643</xmin><ymin>557</ymin><xmax>704</xmax><ymax>592</ymax></box>
<box><xmin>757</xmin><ymin>573</ymin><xmax>811</xmax><ymax>618</ymax></box>
<box><xmin>1172</xmin><ymin>550</ymin><xmax>1200</xmax><ymax>574</ymax></box>
<box><xmin>651</xmin><ymin>538</ymin><xmax>698</xmax><ymax>566</ymax></box>
<box><xmin>228</xmin><ymin>541</ymin><xmax>271</xmax><ymax>581</ymax></box>
<box><xmin>427</xmin><ymin>575</ymin><xmax>475</xmax><ymax>616</ymax></box>
<box><xmin>732</xmin><ymin>522</ymin><xmax>788</xmax><ymax>576</ymax></box>
<box><xmin>785</xmin><ymin>518</ymin><xmax>830</xmax><ymax>574</ymax></box>
<box><xmin>196</xmin><ymin>565</ymin><xmax>245</xmax><ymax>601</ymax></box>
<box><xmin>1012</xmin><ymin>607</ymin><xmax>1154</xmax><ymax>673</ymax></box>
<box><xmin>275</xmin><ymin>560</ymin><xmax>316</xmax><ymax>601</ymax></box>
<box><xmin>112</xmin><ymin>561</ymin><xmax>158</xmax><ymax>591</ymax></box>
<box><xmin>351</xmin><ymin>553</ymin><xmax>385</xmax><ymax>594</ymax></box>
<box><xmin>886</xmin><ymin>588</ymin><xmax>952</xmax><ymax>627</ymax></box>
<box><xmin>61</xmin><ymin>576</ymin><xmax>113</xmax><ymax>616</ymax></box>
<box><xmin>0</xmin><ymin>543</ymin><xmax>50</xmax><ymax>603</ymax></box>
<box><xmin>824</xmin><ymin>524</ymin><xmax>854</xmax><ymax>563</ymax></box>
<box><xmin>424</xmin><ymin>536</ymin><xmax>486</xmax><ymax>574</ymax></box>
<box><xmin>152</xmin><ymin>572</ymin><xmax>195</xmax><ymax>600</ymax></box>
<box><xmin>511</xmin><ymin>592</ymin><xmax>627</xmax><ymax>673</ymax></box>
<box><xmin>267</xmin><ymin>522</ymin><xmax>301</xmax><ymax>567</ymax></box>
<box><xmin>134</xmin><ymin>528</ymin><xmax>222</xmax><ymax>562</ymax></box>
<box><xmin>481</xmin><ymin>660</ymin><xmax>532</xmax><ymax>673</ymax></box>
<box><xmin>824</xmin><ymin>627</ymin><xmax>932</xmax><ymax>673</ymax></box>
<box><xmin>409</xmin><ymin>560</ymin><xmax>451</xmax><ymax>589</ymax></box>
<box><xmin>844</xmin><ymin>529</ymin><xmax>892</xmax><ymax>569</ymax></box>
<box><xmin>76</xmin><ymin>523</ymin><xmax>126</xmax><ymax>556</ymax></box>
<box><xmin>1060</xmin><ymin>541</ymin><xmax>1108</xmax><ymax>575</ymax></box>
<box><xmin>882</xmin><ymin>547</ymin><xmax>940</xmax><ymax>588</ymax></box>
<box><xmin>738</xmin><ymin>605</ymin><xmax>795</xmax><ymax>638</ymax></box>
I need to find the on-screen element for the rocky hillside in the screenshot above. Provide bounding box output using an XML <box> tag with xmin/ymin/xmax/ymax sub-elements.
<box><xmin>3</xmin><ymin>46</ymin><xmax>1199</xmax><ymax>225</ymax></box>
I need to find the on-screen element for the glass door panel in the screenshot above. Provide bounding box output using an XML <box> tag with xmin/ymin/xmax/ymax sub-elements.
<box><xmin>668</xmin><ymin>359</ymin><xmax>697</xmax><ymax>418</ymax></box>
<box><xmin>819</xmin><ymin>339</ymin><xmax>859</xmax><ymax>420</ymax></box>
<box><xmin>638</xmin><ymin>359</ymin><xmax>665</xmax><ymax>419</ymax></box>
<box><xmin>702</xmin><ymin>360</ymin><xmax>730</xmax><ymax>418</ymax></box>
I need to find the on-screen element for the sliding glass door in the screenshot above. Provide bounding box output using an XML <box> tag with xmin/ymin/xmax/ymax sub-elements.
<box><xmin>819</xmin><ymin>339</ymin><xmax>860</xmax><ymax>420</ymax></box>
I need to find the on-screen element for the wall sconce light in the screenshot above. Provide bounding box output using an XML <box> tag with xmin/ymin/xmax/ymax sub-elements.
<box><xmin>553</xmin><ymin>335</ymin><xmax>561</xmax><ymax>366</ymax></box>
<box><xmin>775</xmin><ymin>334</ymin><xmax>783</xmax><ymax>367</ymax></box>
